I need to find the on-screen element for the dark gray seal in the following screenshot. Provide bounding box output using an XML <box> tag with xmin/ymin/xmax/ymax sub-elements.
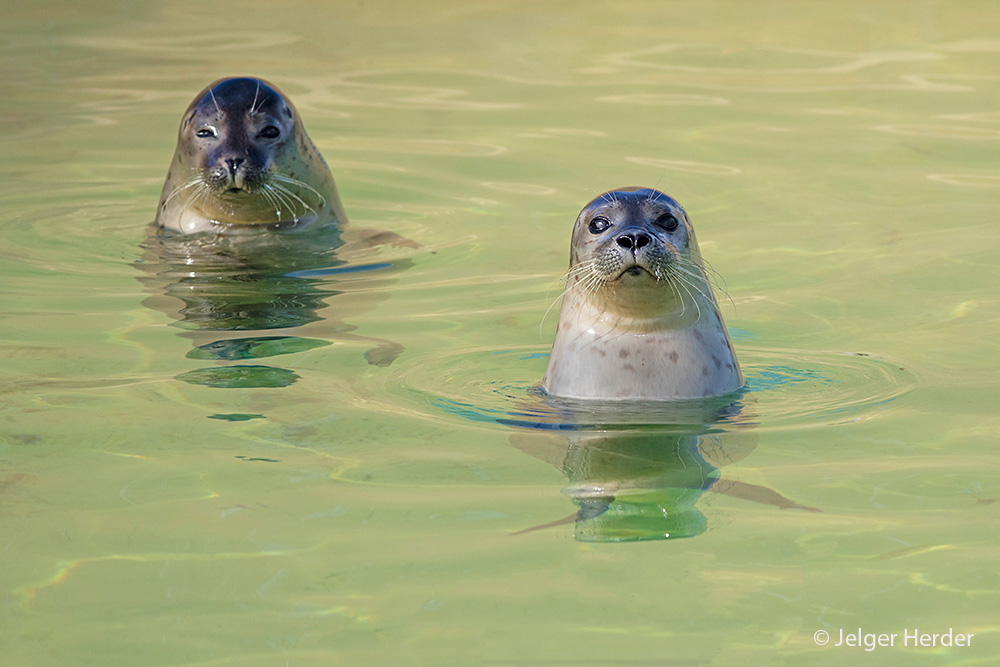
<box><xmin>155</xmin><ymin>77</ymin><xmax>345</xmax><ymax>233</ymax></box>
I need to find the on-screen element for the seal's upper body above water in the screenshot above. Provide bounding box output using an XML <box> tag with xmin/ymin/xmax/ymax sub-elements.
<box><xmin>155</xmin><ymin>77</ymin><xmax>345</xmax><ymax>234</ymax></box>
<box><xmin>542</xmin><ymin>188</ymin><xmax>743</xmax><ymax>400</ymax></box>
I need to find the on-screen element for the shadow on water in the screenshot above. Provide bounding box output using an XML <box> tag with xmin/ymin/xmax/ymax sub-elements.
<box><xmin>136</xmin><ymin>224</ymin><xmax>412</xmax><ymax>392</ymax></box>
<box><xmin>502</xmin><ymin>393</ymin><xmax>818</xmax><ymax>543</ymax></box>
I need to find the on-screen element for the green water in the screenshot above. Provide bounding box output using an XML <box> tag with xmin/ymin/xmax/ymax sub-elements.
<box><xmin>3</xmin><ymin>1</ymin><xmax>1000</xmax><ymax>664</ymax></box>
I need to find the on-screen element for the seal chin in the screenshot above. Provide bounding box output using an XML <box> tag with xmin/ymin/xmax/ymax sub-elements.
<box><xmin>623</xmin><ymin>265</ymin><xmax>651</xmax><ymax>278</ymax></box>
<box><xmin>610</xmin><ymin>263</ymin><xmax>658</xmax><ymax>282</ymax></box>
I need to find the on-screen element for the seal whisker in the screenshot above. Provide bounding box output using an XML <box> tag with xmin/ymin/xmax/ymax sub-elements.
<box><xmin>192</xmin><ymin>187</ymin><xmax>218</xmax><ymax>218</ymax></box>
<box><xmin>258</xmin><ymin>186</ymin><xmax>285</xmax><ymax>220</ymax></box>
<box><xmin>163</xmin><ymin>175</ymin><xmax>206</xmax><ymax>206</ymax></box>
<box><xmin>249</xmin><ymin>79</ymin><xmax>262</xmax><ymax>115</ymax></box>
<box><xmin>575</xmin><ymin>267</ymin><xmax>606</xmax><ymax>297</ymax></box>
<box><xmin>270</xmin><ymin>181</ymin><xmax>319</xmax><ymax>216</ymax></box>
<box><xmin>564</xmin><ymin>259</ymin><xmax>599</xmax><ymax>282</ymax></box>
<box><xmin>565</xmin><ymin>257</ymin><xmax>598</xmax><ymax>272</ymax></box>
<box><xmin>699</xmin><ymin>257</ymin><xmax>737</xmax><ymax>313</ymax></box>
<box><xmin>262</xmin><ymin>183</ymin><xmax>296</xmax><ymax>217</ymax></box>
<box><xmin>179</xmin><ymin>180</ymin><xmax>211</xmax><ymax>213</ymax></box>
<box><xmin>661</xmin><ymin>264</ymin><xmax>692</xmax><ymax>319</ymax></box>
<box><xmin>667</xmin><ymin>266</ymin><xmax>707</xmax><ymax>323</ymax></box>
<box><xmin>271</xmin><ymin>174</ymin><xmax>329</xmax><ymax>209</ymax></box>
<box><xmin>668</xmin><ymin>269</ymin><xmax>696</xmax><ymax>320</ymax></box>
<box><xmin>272</xmin><ymin>187</ymin><xmax>301</xmax><ymax>218</ymax></box>
<box><xmin>565</xmin><ymin>267</ymin><xmax>597</xmax><ymax>282</ymax></box>
<box><xmin>660</xmin><ymin>266</ymin><xmax>686</xmax><ymax>310</ymax></box>
<box><xmin>647</xmin><ymin>178</ymin><xmax>663</xmax><ymax>202</ymax></box>
<box><xmin>207</xmin><ymin>86</ymin><xmax>222</xmax><ymax>115</ymax></box>
<box><xmin>540</xmin><ymin>283</ymin><xmax>575</xmax><ymax>338</ymax></box>
<box><xmin>561</xmin><ymin>259</ymin><xmax>604</xmax><ymax>295</ymax></box>
<box><xmin>260</xmin><ymin>184</ymin><xmax>285</xmax><ymax>213</ymax></box>
<box><xmin>670</xmin><ymin>261</ymin><xmax>717</xmax><ymax>304</ymax></box>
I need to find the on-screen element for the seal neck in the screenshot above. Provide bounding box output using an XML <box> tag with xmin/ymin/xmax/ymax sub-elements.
<box><xmin>569</xmin><ymin>279</ymin><xmax>716</xmax><ymax>332</ymax></box>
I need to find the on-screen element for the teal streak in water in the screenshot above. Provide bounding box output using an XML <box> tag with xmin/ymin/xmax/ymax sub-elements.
<box><xmin>175</xmin><ymin>365</ymin><xmax>300</xmax><ymax>388</ymax></box>
<box><xmin>186</xmin><ymin>336</ymin><xmax>331</xmax><ymax>360</ymax></box>
<box><xmin>286</xmin><ymin>261</ymin><xmax>393</xmax><ymax>278</ymax></box>
<box><xmin>206</xmin><ymin>413</ymin><xmax>267</xmax><ymax>421</ymax></box>
<box><xmin>745</xmin><ymin>365</ymin><xmax>837</xmax><ymax>391</ymax></box>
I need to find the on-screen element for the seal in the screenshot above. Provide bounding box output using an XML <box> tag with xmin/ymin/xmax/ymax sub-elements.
<box><xmin>542</xmin><ymin>187</ymin><xmax>743</xmax><ymax>400</ymax></box>
<box><xmin>155</xmin><ymin>77</ymin><xmax>346</xmax><ymax>234</ymax></box>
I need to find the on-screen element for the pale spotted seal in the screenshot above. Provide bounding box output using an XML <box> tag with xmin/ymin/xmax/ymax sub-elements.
<box><xmin>542</xmin><ymin>188</ymin><xmax>743</xmax><ymax>400</ymax></box>
<box><xmin>155</xmin><ymin>77</ymin><xmax>345</xmax><ymax>234</ymax></box>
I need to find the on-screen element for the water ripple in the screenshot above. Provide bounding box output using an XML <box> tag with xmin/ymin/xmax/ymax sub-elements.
<box><xmin>596</xmin><ymin>93</ymin><xmax>730</xmax><ymax>106</ymax></box>
<box><xmin>73</xmin><ymin>32</ymin><xmax>301</xmax><ymax>53</ymax></box>
<box><xmin>481</xmin><ymin>182</ymin><xmax>556</xmax><ymax>195</ymax></box>
<box><xmin>606</xmin><ymin>43</ymin><xmax>941</xmax><ymax>75</ymax></box>
<box><xmin>927</xmin><ymin>174</ymin><xmax>1000</xmax><ymax>188</ymax></box>
<box><xmin>390</xmin><ymin>345</ymin><xmax>917</xmax><ymax>432</ymax></box>
<box><xmin>739</xmin><ymin>348</ymin><xmax>917</xmax><ymax>427</ymax></box>
<box><xmin>872</xmin><ymin>124</ymin><xmax>1000</xmax><ymax>140</ymax></box>
<box><xmin>626</xmin><ymin>157</ymin><xmax>741</xmax><ymax>176</ymax></box>
<box><xmin>327</xmin><ymin>136</ymin><xmax>507</xmax><ymax>157</ymax></box>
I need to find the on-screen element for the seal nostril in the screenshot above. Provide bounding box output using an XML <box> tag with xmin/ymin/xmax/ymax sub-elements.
<box><xmin>616</xmin><ymin>233</ymin><xmax>635</xmax><ymax>250</ymax></box>
<box><xmin>225</xmin><ymin>158</ymin><xmax>245</xmax><ymax>176</ymax></box>
<box><xmin>616</xmin><ymin>232</ymin><xmax>651</xmax><ymax>251</ymax></box>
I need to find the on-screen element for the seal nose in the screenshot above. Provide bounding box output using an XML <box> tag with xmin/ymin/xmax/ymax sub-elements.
<box><xmin>224</xmin><ymin>158</ymin><xmax>245</xmax><ymax>176</ymax></box>
<box><xmin>616</xmin><ymin>232</ymin><xmax>651</xmax><ymax>251</ymax></box>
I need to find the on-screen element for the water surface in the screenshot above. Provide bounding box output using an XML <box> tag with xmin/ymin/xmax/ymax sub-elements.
<box><xmin>3</xmin><ymin>1</ymin><xmax>1000</xmax><ymax>665</ymax></box>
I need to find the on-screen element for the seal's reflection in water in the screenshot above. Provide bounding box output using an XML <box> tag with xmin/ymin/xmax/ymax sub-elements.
<box><xmin>138</xmin><ymin>224</ymin><xmax>412</xmax><ymax>389</ymax></box>
<box><xmin>507</xmin><ymin>395</ymin><xmax>817</xmax><ymax>542</ymax></box>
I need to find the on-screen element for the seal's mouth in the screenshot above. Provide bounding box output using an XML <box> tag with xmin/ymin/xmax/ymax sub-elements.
<box><xmin>220</xmin><ymin>182</ymin><xmax>264</xmax><ymax>197</ymax></box>
<box><xmin>613</xmin><ymin>263</ymin><xmax>657</xmax><ymax>280</ymax></box>
<box><xmin>208</xmin><ymin>166</ymin><xmax>269</xmax><ymax>195</ymax></box>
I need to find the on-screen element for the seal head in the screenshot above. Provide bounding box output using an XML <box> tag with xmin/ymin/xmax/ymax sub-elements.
<box><xmin>542</xmin><ymin>188</ymin><xmax>743</xmax><ymax>400</ymax></box>
<box><xmin>155</xmin><ymin>77</ymin><xmax>345</xmax><ymax>234</ymax></box>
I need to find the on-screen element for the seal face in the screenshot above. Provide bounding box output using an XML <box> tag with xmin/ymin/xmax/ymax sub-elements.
<box><xmin>542</xmin><ymin>188</ymin><xmax>743</xmax><ymax>400</ymax></box>
<box><xmin>155</xmin><ymin>77</ymin><xmax>345</xmax><ymax>234</ymax></box>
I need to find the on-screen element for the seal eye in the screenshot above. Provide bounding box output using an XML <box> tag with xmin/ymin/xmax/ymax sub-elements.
<box><xmin>195</xmin><ymin>127</ymin><xmax>217</xmax><ymax>138</ymax></box>
<box><xmin>656</xmin><ymin>213</ymin><xmax>679</xmax><ymax>232</ymax></box>
<box><xmin>588</xmin><ymin>216</ymin><xmax>612</xmax><ymax>234</ymax></box>
<box><xmin>259</xmin><ymin>125</ymin><xmax>281</xmax><ymax>139</ymax></box>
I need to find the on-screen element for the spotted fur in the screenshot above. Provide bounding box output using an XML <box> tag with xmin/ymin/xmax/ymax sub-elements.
<box><xmin>542</xmin><ymin>188</ymin><xmax>743</xmax><ymax>400</ymax></box>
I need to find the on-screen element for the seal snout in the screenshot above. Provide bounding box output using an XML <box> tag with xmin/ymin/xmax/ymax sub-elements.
<box><xmin>209</xmin><ymin>153</ymin><xmax>269</xmax><ymax>193</ymax></box>
<box><xmin>606</xmin><ymin>228</ymin><xmax>668</xmax><ymax>280</ymax></box>
<box><xmin>224</xmin><ymin>158</ymin><xmax>245</xmax><ymax>177</ymax></box>
<box><xmin>616</xmin><ymin>231</ymin><xmax>651</xmax><ymax>252</ymax></box>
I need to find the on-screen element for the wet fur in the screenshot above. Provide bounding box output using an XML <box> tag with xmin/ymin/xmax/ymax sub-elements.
<box><xmin>155</xmin><ymin>77</ymin><xmax>345</xmax><ymax>234</ymax></box>
<box><xmin>542</xmin><ymin>188</ymin><xmax>743</xmax><ymax>400</ymax></box>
